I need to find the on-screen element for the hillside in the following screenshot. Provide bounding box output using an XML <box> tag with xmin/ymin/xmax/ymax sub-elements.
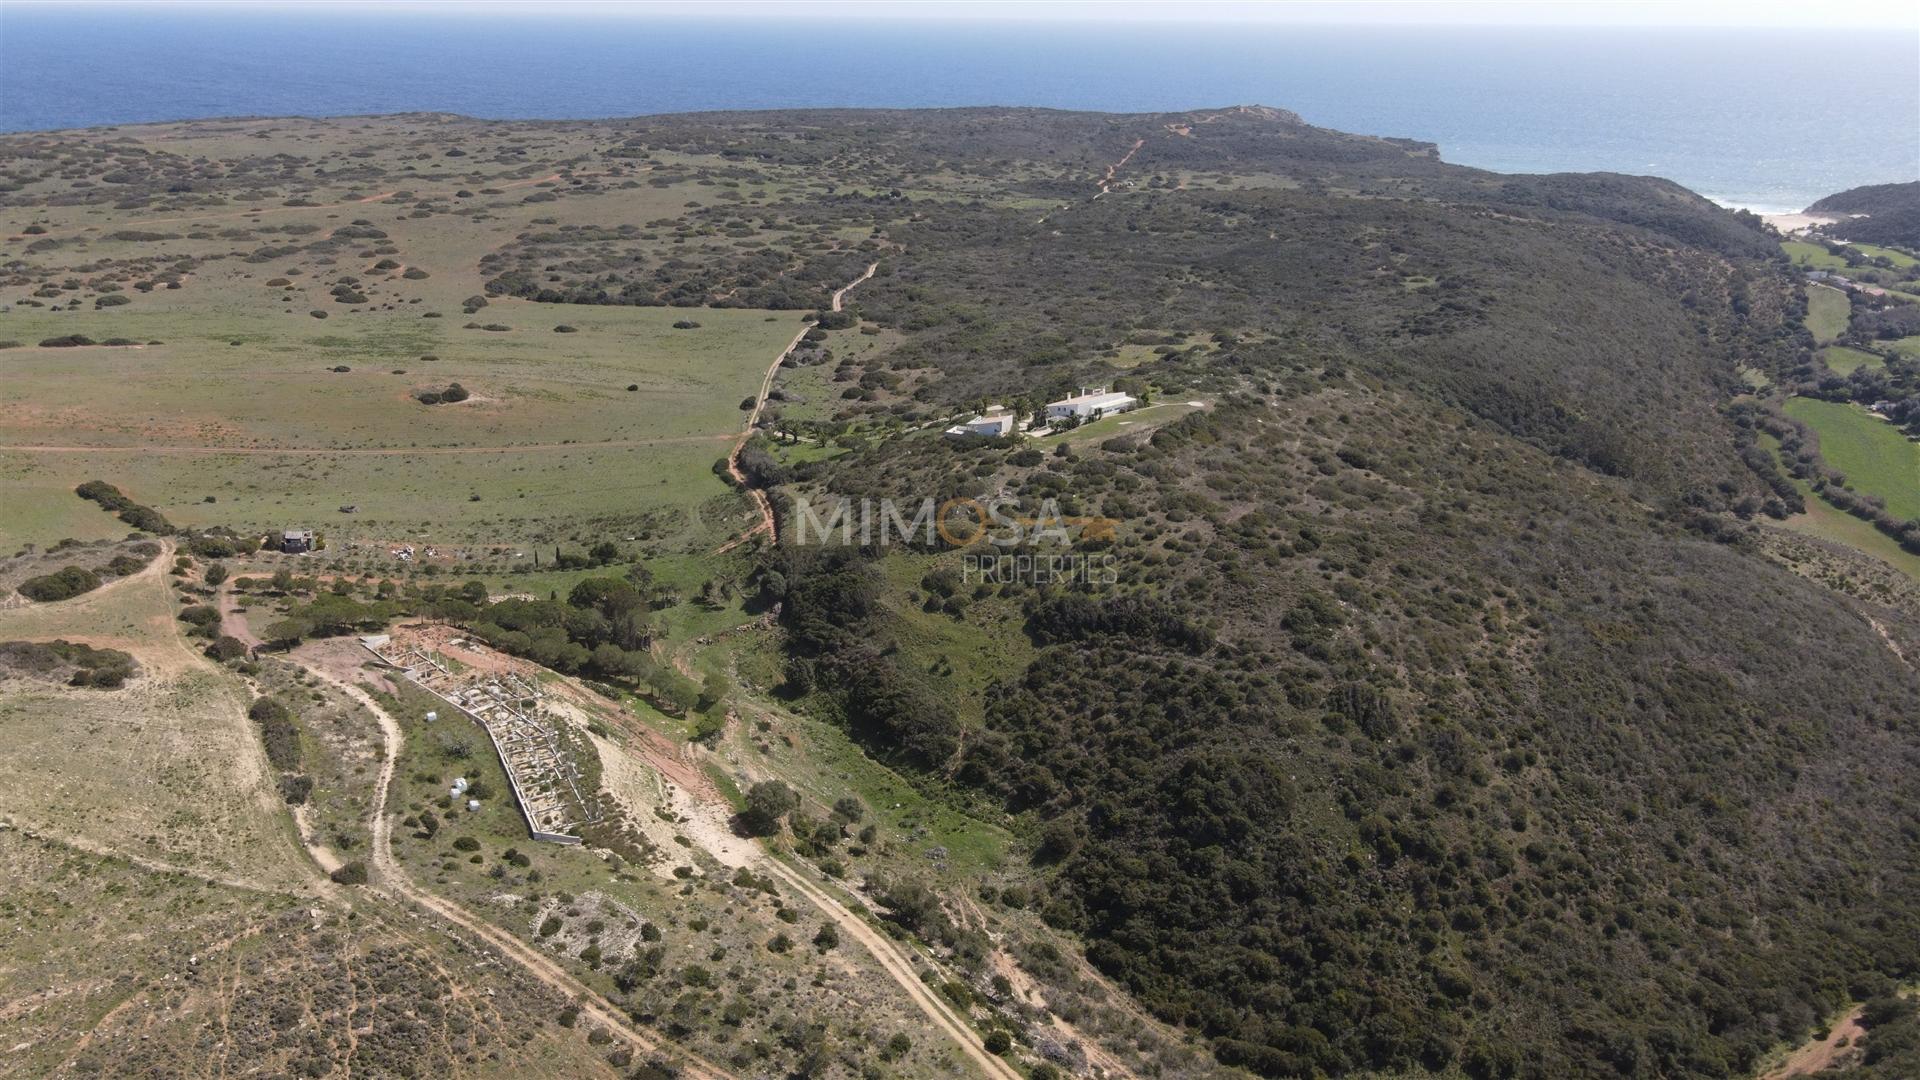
<box><xmin>1808</xmin><ymin>181</ymin><xmax>1920</xmax><ymax>247</ymax></box>
<box><xmin>2</xmin><ymin>107</ymin><xmax>1919</xmax><ymax>1080</ymax></box>
<box><xmin>744</xmin><ymin>108</ymin><xmax>1920</xmax><ymax>1077</ymax></box>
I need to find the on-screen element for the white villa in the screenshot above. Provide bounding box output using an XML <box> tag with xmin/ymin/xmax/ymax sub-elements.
<box><xmin>1045</xmin><ymin>386</ymin><xmax>1137</xmax><ymax>421</ymax></box>
<box><xmin>944</xmin><ymin>406</ymin><xmax>1018</xmax><ymax>440</ymax></box>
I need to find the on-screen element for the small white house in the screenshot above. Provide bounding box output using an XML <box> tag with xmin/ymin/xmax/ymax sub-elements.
<box><xmin>1045</xmin><ymin>386</ymin><xmax>1137</xmax><ymax>421</ymax></box>
<box><xmin>944</xmin><ymin>406</ymin><xmax>1018</xmax><ymax>440</ymax></box>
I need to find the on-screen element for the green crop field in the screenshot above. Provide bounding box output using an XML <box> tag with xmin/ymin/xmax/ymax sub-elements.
<box><xmin>1804</xmin><ymin>284</ymin><xmax>1850</xmax><ymax>344</ymax></box>
<box><xmin>1823</xmin><ymin>345</ymin><xmax>1885</xmax><ymax>374</ymax></box>
<box><xmin>1785</xmin><ymin>397</ymin><xmax>1920</xmax><ymax>521</ymax></box>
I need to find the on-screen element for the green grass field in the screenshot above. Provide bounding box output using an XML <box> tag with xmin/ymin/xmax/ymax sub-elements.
<box><xmin>1890</xmin><ymin>335</ymin><xmax>1920</xmax><ymax>360</ymax></box>
<box><xmin>1054</xmin><ymin>397</ymin><xmax>1204</xmax><ymax>445</ymax></box>
<box><xmin>0</xmin><ymin>306</ymin><xmax>799</xmax><ymax>551</ymax></box>
<box><xmin>1780</xmin><ymin>488</ymin><xmax>1920</xmax><ymax>583</ymax></box>
<box><xmin>1782</xmin><ymin>240</ymin><xmax>1849</xmax><ymax>271</ymax></box>
<box><xmin>0</xmin><ymin>116</ymin><xmax>825</xmax><ymax>554</ymax></box>
<box><xmin>1785</xmin><ymin>397</ymin><xmax>1920</xmax><ymax>522</ymax></box>
<box><xmin>0</xmin><ymin>557</ymin><xmax>317</xmax><ymax>889</ymax></box>
<box><xmin>1757</xmin><ymin>432</ymin><xmax>1920</xmax><ymax>585</ymax></box>
<box><xmin>1850</xmin><ymin>243</ymin><xmax>1919</xmax><ymax>269</ymax></box>
<box><xmin>1805</xmin><ymin>284</ymin><xmax>1851</xmax><ymax>345</ymax></box>
<box><xmin>1823</xmin><ymin>345</ymin><xmax>1885</xmax><ymax>375</ymax></box>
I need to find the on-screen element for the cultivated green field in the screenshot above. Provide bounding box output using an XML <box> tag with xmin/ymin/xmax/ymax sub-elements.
<box><xmin>1805</xmin><ymin>284</ymin><xmax>1851</xmax><ymax>344</ymax></box>
<box><xmin>1785</xmin><ymin>397</ymin><xmax>1920</xmax><ymax>521</ymax></box>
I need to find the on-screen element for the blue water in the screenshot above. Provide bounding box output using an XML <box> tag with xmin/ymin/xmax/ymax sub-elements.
<box><xmin>1</xmin><ymin>9</ymin><xmax>1914</xmax><ymax>212</ymax></box>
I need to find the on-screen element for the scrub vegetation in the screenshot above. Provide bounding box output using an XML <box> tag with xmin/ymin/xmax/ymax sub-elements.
<box><xmin>3</xmin><ymin>107</ymin><xmax>1919</xmax><ymax>1080</ymax></box>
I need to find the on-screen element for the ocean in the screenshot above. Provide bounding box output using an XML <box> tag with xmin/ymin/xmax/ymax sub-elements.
<box><xmin>1</xmin><ymin>8</ymin><xmax>1914</xmax><ymax>212</ymax></box>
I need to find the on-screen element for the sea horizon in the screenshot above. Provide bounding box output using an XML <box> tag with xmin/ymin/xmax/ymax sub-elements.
<box><xmin>1</xmin><ymin>10</ymin><xmax>1915</xmax><ymax>211</ymax></box>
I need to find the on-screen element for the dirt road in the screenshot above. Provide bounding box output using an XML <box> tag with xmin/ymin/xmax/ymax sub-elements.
<box><xmin>1868</xmin><ymin>615</ymin><xmax>1915</xmax><ymax>675</ymax></box>
<box><xmin>715</xmin><ymin>261</ymin><xmax>877</xmax><ymax>555</ymax></box>
<box><xmin>377</xmin><ymin>630</ymin><xmax>1013</xmax><ymax>1078</ymax></box>
<box><xmin>1039</xmin><ymin>133</ymin><xmax>1149</xmax><ymax>224</ymax></box>
<box><xmin>304</xmin><ymin>666</ymin><xmax>737</xmax><ymax>1080</ymax></box>
<box><xmin>1760</xmin><ymin>1004</ymin><xmax>1866</xmax><ymax>1078</ymax></box>
<box><xmin>757</xmin><ymin>854</ymin><xmax>1023</xmax><ymax>1080</ymax></box>
<box><xmin>1094</xmin><ymin>138</ymin><xmax>1145</xmax><ymax>199</ymax></box>
<box><xmin>216</xmin><ymin>577</ymin><xmax>263</xmax><ymax>652</ymax></box>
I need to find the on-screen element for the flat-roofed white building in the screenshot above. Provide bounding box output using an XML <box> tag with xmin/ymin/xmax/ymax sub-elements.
<box><xmin>1045</xmin><ymin>386</ymin><xmax>1137</xmax><ymax>421</ymax></box>
<box><xmin>944</xmin><ymin>406</ymin><xmax>1018</xmax><ymax>440</ymax></box>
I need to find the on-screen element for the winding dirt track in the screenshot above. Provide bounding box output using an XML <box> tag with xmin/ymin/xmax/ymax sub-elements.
<box><xmin>1761</xmin><ymin>1004</ymin><xmax>1867</xmax><ymax>1078</ymax></box>
<box><xmin>1093</xmin><ymin>138</ymin><xmax>1146</xmax><ymax>199</ymax></box>
<box><xmin>305</xmin><ymin>667</ymin><xmax>737</xmax><ymax>1080</ymax></box>
<box><xmin>1868</xmin><ymin>615</ymin><xmax>1916</xmax><ymax>674</ymax></box>
<box><xmin>312</xmin><ymin>631</ymin><xmax>1014</xmax><ymax>1080</ymax></box>
<box><xmin>756</xmin><ymin>854</ymin><xmax>1024</xmax><ymax>1080</ymax></box>
<box><xmin>715</xmin><ymin>261</ymin><xmax>878</xmax><ymax>555</ymax></box>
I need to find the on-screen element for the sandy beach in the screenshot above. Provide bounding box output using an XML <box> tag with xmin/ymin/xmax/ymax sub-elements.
<box><xmin>1762</xmin><ymin>210</ymin><xmax>1845</xmax><ymax>234</ymax></box>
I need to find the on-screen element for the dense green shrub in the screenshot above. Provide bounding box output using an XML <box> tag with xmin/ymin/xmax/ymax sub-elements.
<box><xmin>18</xmin><ymin>565</ymin><xmax>101</xmax><ymax>602</ymax></box>
<box><xmin>0</xmin><ymin>639</ymin><xmax>136</xmax><ymax>687</ymax></box>
<box><xmin>248</xmin><ymin>696</ymin><xmax>301</xmax><ymax>772</ymax></box>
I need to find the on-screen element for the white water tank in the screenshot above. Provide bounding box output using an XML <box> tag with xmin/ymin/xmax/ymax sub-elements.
<box><xmin>425</xmin><ymin>710</ymin><xmax>438</xmax><ymax>722</ymax></box>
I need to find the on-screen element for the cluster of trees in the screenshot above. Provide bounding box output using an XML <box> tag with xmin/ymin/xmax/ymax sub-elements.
<box><xmin>0</xmin><ymin>638</ymin><xmax>136</xmax><ymax>688</ymax></box>
<box><xmin>457</xmin><ymin>573</ymin><xmax>711</xmax><ymax>719</ymax></box>
<box><xmin>247</xmin><ymin>696</ymin><xmax>313</xmax><ymax>804</ymax></box>
<box><xmin>17</xmin><ymin>565</ymin><xmax>101</xmax><ymax>602</ymax></box>
<box><xmin>770</xmin><ymin>548</ymin><xmax>961</xmax><ymax>769</ymax></box>
<box><xmin>182</xmin><ymin>529</ymin><xmax>261</xmax><ymax>559</ymax></box>
<box><xmin>266</xmin><ymin>591</ymin><xmax>406</xmax><ymax>647</ymax></box>
<box><xmin>76</xmin><ymin>479</ymin><xmax>172</xmax><ymax>534</ymax></box>
<box><xmin>1852</xmin><ymin>992</ymin><xmax>1920</xmax><ymax>1077</ymax></box>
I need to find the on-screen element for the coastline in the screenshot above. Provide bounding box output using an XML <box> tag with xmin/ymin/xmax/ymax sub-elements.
<box><xmin>1758</xmin><ymin>210</ymin><xmax>1844</xmax><ymax>234</ymax></box>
